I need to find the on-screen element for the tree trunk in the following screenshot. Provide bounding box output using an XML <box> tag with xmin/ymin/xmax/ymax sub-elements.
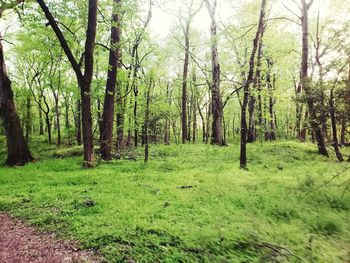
<box><xmin>340</xmin><ymin>118</ymin><xmax>346</xmax><ymax>146</ymax></box>
<box><xmin>247</xmin><ymin>96</ymin><xmax>256</xmax><ymax>143</ymax></box>
<box><xmin>80</xmin><ymin>81</ymin><xmax>94</xmax><ymax>166</ymax></box>
<box><xmin>116</xmin><ymin>96</ymin><xmax>125</xmax><ymax>151</ymax></box>
<box><xmin>300</xmin><ymin>0</ymin><xmax>328</xmax><ymax>156</ymax></box>
<box><xmin>247</xmin><ymin>26</ymin><xmax>264</xmax><ymax>143</ymax></box>
<box><xmin>25</xmin><ymin>95</ymin><xmax>31</xmax><ymax>142</ymax></box>
<box><xmin>240</xmin><ymin>0</ymin><xmax>266</xmax><ymax>168</ymax></box>
<box><xmin>100</xmin><ymin>0</ymin><xmax>121</xmax><ymax>160</ymax></box>
<box><xmin>55</xmin><ymin>96</ymin><xmax>61</xmax><ymax>146</ymax></box>
<box><xmin>198</xmin><ymin>102</ymin><xmax>206</xmax><ymax>143</ymax></box>
<box><xmin>205</xmin><ymin>98</ymin><xmax>211</xmax><ymax>144</ymax></box>
<box><xmin>192</xmin><ymin>96</ymin><xmax>197</xmax><ymax>143</ymax></box>
<box><xmin>143</xmin><ymin>78</ymin><xmax>152</xmax><ymax>163</ymax></box>
<box><xmin>181</xmin><ymin>22</ymin><xmax>190</xmax><ymax>144</ymax></box>
<box><xmin>205</xmin><ymin>0</ymin><xmax>224</xmax><ymax>145</ymax></box>
<box><xmin>266</xmin><ymin>58</ymin><xmax>276</xmax><ymax>140</ymax></box>
<box><xmin>37</xmin><ymin>0</ymin><xmax>98</xmax><ymax>167</ymax></box>
<box><xmin>329</xmin><ymin>88</ymin><xmax>343</xmax><ymax>161</ymax></box>
<box><xmin>76</xmin><ymin>98</ymin><xmax>82</xmax><ymax>146</ymax></box>
<box><xmin>0</xmin><ymin>37</ymin><xmax>33</xmax><ymax>166</ymax></box>
<box><xmin>65</xmin><ymin>98</ymin><xmax>69</xmax><ymax>129</ymax></box>
<box><xmin>45</xmin><ymin>112</ymin><xmax>52</xmax><ymax>143</ymax></box>
<box><xmin>164</xmin><ymin>84</ymin><xmax>171</xmax><ymax>145</ymax></box>
<box><xmin>38</xmin><ymin>96</ymin><xmax>44</xmax><ymax>135</ymax></box>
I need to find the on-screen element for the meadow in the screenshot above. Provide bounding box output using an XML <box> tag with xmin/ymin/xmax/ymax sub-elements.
<box><xmin>0</xmin><ymin>137</ymin><xmax>349</xmax><ymax>262</ymax></box>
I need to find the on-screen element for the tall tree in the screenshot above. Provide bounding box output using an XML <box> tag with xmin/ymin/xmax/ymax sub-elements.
<box><xmin>100</xmin><ymin>0</ymin><xmax>121</xmax><ymax>160</ymax></box>
<box><xmin>0</xmin><ymin>1</ymin><xmax>33</xmax><ymax>166</ymax></box>
<box><xmin>240</xmin><ymin>0</ymin><xmax>266</xmax><ymax>168</ymax></box>
<box><xmin>247</xmin><ymin>18</ymin><xmax>266</xmax><ymax>143</ymax></box>
<box><xmin>179</xmin><ymin>0</ymin><xmax>202</xmax><ymax>144</ymax></box>
<box><xmin>329</xmin><ymin>87</ymin><xmax>343</xmax><ymax>162</ymax></box>
<box><xmin>205</xmin><ymin>0</ymin><xmax>224</xmax><ymax>145</ymax></box>
<box><xmin>37</xmin><ymin>0</ymin><xmax>98</xmax><ymax>167</ymax></box>
<box><xmin>299</xmin><ymin>0</ymin><xmax>328</xmax><ymax>156</ymax></box>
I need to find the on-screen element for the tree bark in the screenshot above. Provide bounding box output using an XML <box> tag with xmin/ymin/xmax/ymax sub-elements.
<box><xmin>25</xmin><ymin>95</ymin><xmax>31</xmax><ymax>142</ymax></box>
<box><xmin>340</xmin><ymin>118</ymin><xmax>346</xmax><ymax>146</ymax></box>
<box><xmin>164</xmin><ymin>83</ymin><xmax>170</xmax><ymax>145</ymax></box>
<box><xmin>143</xmin><ymin>78</ymin><xmax>152</xmax><ymax>163</ymax></box>
<box><xmin>38</xmin><ymin>96</ymin><xmax>44</xmax><ymax>135</ymax></box>
<box><xmin>181</xmin><ymin>22</ymin><xmax>190</xmax><ymax>144</ymax></box>
<box><xmin>37</xmin><ymin>0</ymin><xmax>98</xmax><ymax>166</ymax></box>
<box><xmin>0</xmin><ymin>36</ymin><xmax>33</xmax><ymax>166</ymax></box>
<box><xmin>240</xmin><ymin>0</ymin><xmax>266</xmax><ymax>168</ymax></box>
<box><xmin>300</xmin><ymin>0</ymin><xmax>328</xmax><ymax>156</ymax></box>
<box><xmin>100</xmin><ymin>0</ymin><xmax>121</xmax><ymax>160</ymax></box>
<box><xmin>205</xmin><ymin>0</ymin><xmax>223</xmax><ymax>145</ymax></box>
<box><xmin>247</xmin><ymin>25</ymin><xmax>264</xmax><ymax>143</ymax></box>
<box><xmin>54</xmin><ymin>95</ymin><xmax>61</xmax><ymax>146</ymax></box>
<box><xmin>329</xmin><ymin>88</ymin><xmax>343</xmax><ymax>161</ymax></box>
<box><xmin>76</xmin><ymin>98</ymin><xmax>82</xmax><ymax>146</ymax></box>
<box><xmin>266</xmin><ymin>57</ymin><xmax>276</xmax><ymax>140</ymax></box>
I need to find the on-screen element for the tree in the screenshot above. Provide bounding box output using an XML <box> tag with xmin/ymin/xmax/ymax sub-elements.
<box><xmin>178</xmin><ymin>0</ymin><xmax>202</xmax><ymax>144</ymax></box>
<box><xmin>240</xmin><ymin>0</ymin><xmax>266</xmax><ymax>168</ymax></box>
<box><xmin>204</xmin><ymin>0</ymin><xmax>224</xmax><ymax>145</ymax></box>
<box><xmin>37</xmin><ymin>0</ymin><xmax>98</xmax><ymax>167</ymax></box>
<box><xmin>299</xmin><ymin>0</ymin><xmax>328</xmax><ymax>156</ymax></box>
<box><xmin>0</xmin><ymin>1</ymin><xmax>33</xmax><ymax>166</ymax></box>
<box><xmin>329</xmin><ymin>86</ymin><xmax>343</xmax><ymax>162</ymax></box>
<box><xmin>100</xmin><ymin>0</ymin><xmax>121</xmax><ymax>160</ymax></box>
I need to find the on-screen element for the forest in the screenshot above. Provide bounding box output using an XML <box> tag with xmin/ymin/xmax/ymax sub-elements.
<box><xmin>0</xmin><ymin>0</ymin><xmax>349</xmax><ymax>262</ymax></box>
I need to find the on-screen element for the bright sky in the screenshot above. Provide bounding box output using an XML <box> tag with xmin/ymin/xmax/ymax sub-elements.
<box><xmin>1</xmin><ymin>0</ymin><xmax>349</xmax><ymax>49</ymax></box>
<box><xmin>147</xmin><ymin>0</ymin><xmax>349</xmax><ymax>41</ymax></box>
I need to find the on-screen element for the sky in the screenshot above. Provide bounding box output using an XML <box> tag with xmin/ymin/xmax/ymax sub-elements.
<box><xmin>1</xmin><ymin>0</ymin><xmax>349</xmax><ymax>52</ymax></box>
<box><xmin>147</xmin><ymin>0</ymin><xmax>350</xmax><ymax>41</ymax></box>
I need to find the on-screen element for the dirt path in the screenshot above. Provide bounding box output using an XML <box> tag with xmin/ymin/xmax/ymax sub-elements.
<box><xmin>0</xmin><ymin>214</ymin><xmax>101</xmax><ymax>263</ymax></box>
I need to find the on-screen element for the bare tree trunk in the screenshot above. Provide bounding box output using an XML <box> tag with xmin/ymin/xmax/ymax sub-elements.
<box><xmin>0</xmin><ymin>36</ymin><xmax>33</xmax><ymax>166</ymax></box>
<box><xmin>100</xmin><ymin>0</ymin><xmax>121</xmax><ymax>160</ymax></box>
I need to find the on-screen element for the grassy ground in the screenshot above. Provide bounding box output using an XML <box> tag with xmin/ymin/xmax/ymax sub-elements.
<box><xmin>0</xmin><ymin>137</ymin><xmax>349</xmax><ymax>262</ymax></box>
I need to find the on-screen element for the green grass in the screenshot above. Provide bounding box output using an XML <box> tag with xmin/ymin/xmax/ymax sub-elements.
<box><xmin>0</xmin><ymin>138</ymin><xmax>349</xmax><ymax>262</ymax></box>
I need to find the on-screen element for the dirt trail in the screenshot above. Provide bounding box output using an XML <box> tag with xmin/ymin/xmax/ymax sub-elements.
<box><xmin>0</xmin><ymin>214</ymin><xmax>100</xmax><ymax>263</ymax></box>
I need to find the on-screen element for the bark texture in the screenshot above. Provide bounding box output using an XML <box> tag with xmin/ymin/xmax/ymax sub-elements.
<box><xmin>100</xmin><ymin>0</ymin><xmax>121</xmax><ymax>160</ymax></box>
<box><xmin>205</xmin><ymin>0</ymin><xmax>223</xmax><ymax>145</ymax></box>
<box><xmin>300</xmin><ymin>0</ymin><xmax>328</xmax><ymax>156</ymax></box>
<box><xmin>0</xmin><ymin>36</ymin><xmax>33</xmax><ymax>166</ymax></box>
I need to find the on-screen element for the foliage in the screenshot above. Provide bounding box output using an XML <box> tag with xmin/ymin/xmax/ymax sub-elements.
<box><xmin>0</xmin><ymin>137</ymin><xmax>349</xmax><ymax>262</ymax></box>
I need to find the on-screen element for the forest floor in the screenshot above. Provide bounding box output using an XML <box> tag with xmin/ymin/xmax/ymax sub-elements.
<box><xmin>0</xmin><ymin>136</ymin><xmax>349</xmax><ymax>262</ymax></box>
<box><xmin>0</xmin><ymin>213</ymin><xmax>100</xmax><ymax>263</ymax></box>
